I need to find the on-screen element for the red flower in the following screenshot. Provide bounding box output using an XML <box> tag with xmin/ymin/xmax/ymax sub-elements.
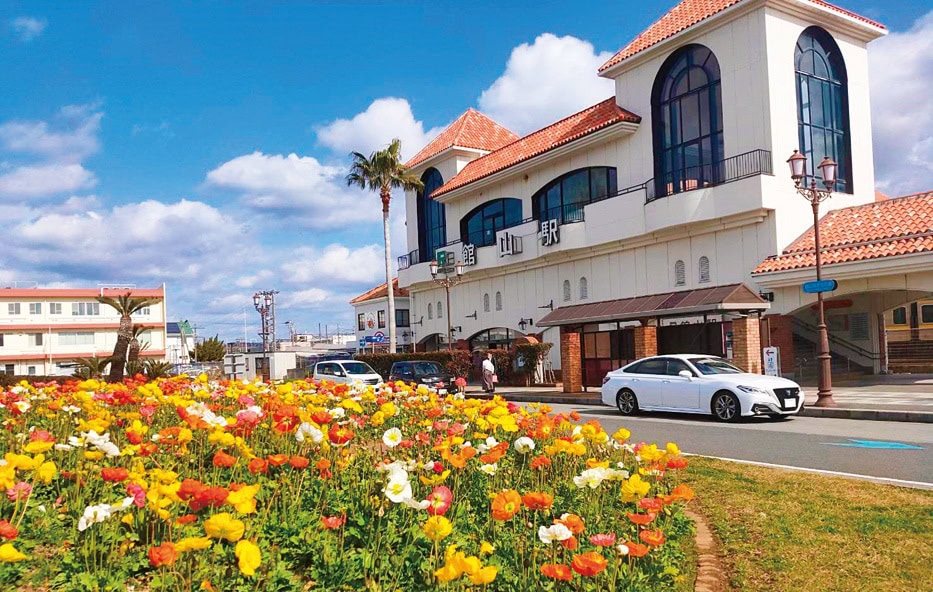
<box><xmin>571</xmin><ymin>552</ymin><xmax>608</xmax><ymax>577</ymax></box>
<box><xmin>310</xmin><ymin>411</ymin><xmax>332</xmax><ymax>425</ymax></box>
<box><xmin>0</xmin><ymin>520</ymin><xmax>18</xmax><ymax>540</ymax></box>
<box><xmin>540</xmin><ymin>563</ymin><xmax>573</xmax><ymax>581</ymax></box>
<box><xmin>328</xmin><ymin>426</ymin><xmax>354</xmax><ymax>446</ymax></box>
<box><xmin>193</xmin><ymin>486</ymin><xmax>230</xmax><ymax>510</ymax></box>
<box><xmin>212</xmin><ymin>450</ymin><xmax>237</xmax><ymax>468</ymax></box>
<box><xmin>426</xmin><ymin>486</ymin><xmax>453</xmax><ymax>516</ymax></box>
<box><xmin>177</xmin><ymin>479</ymin><xmax>205</xmax><ymax>502</ymax></box>
<box><xmin>529</xmin><ymin>455</ymin><xmax>552</xmax><ymax>470</ymax></box>
<box><xmin>320</xmin><ymin>515</ymin><xmax>346</xmax><ymax>530</ymax></box>
<box><xmin>148</xmin><ymin>542</ymin><xmax>177</xmax><ymax>567</ymax></box>
<box><xmin>639</xmin><ymin>529</ymin><xmax>666</xmax><ymax>547</ymax></box>
<box><xmin>176</xmin><ymin>514</ymin><xmax>198</xmax><ymax>525</ymax></box>
<box><xmin>288</xmin><ymin>455</ymin><xmax>309</xmax><ymax>469</ymax></box>
<box><xmin>247</xmin><ymin>458</ymin><xmax>268</xmax><ymax>475</ymax></box>
<box><xmin>589</xmin><ymin>533</ymin><xmax>617</xmax><ymax>547</ymax></box>
<box><xmin>627</xmin><ymin>512</ymin><xmax>657</xmax><ymax>526</ymax></box>
<box><xmin>521</xmin><ymin>492</ymin><xmax>554</xmax><ymax>511</ymax></box>
<box><xmin>100</xmin><ymin>467</ymin><xmax>129</xmax><ymax>482</ymax></box>
<box><xmin>666</xmin><ymin>457</ymin><xmax>688</xmax><ymax>470</ymax></box>
<box><xmin>624</xmin><ymin>542</ymin><xmax>650</xmax><ymax>557</ymax></box>
<box><xmin>639</xmin><ymin>498</ymin><xmax>664</xmax><ymax>512</ymax></box>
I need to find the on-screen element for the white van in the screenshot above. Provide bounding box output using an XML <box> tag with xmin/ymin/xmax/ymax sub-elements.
<box><xmin>312</xmin><ymin>360</ymin><xmax>382</xmax><ymax>385</ymax></box>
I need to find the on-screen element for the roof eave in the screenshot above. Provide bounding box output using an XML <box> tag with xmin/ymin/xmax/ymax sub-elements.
<box><xmin>405</xmin><ymin>146</ymin><xmax>491</xmax><ymax>176</ymax></box>
<box><xmin>432</xmin><ymin>120</ymin><xmax>640</xmax><ymax>203</ymax></box>
<box><xmin>753</xmin><ymin>250</ymin><xmax>933</xmax><ymax>287</ymax></box>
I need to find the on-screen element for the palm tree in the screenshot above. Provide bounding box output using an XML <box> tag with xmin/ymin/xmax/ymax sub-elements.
<box><xmin>144</xmin><ymin>360</ymin><xmax>175</xmax><ymax>380</ymax></box>
<box><xmin>72</xmin><ymin>356</ymin><xmax>112</xmax><ymax>380</ymax></box>
<box><xmin>128</xmin><ymin>326</ymin><xmax>150</xmax><ymax>364</ymax></box>
<box><xmin>346</xmin><ymin>138</ymin><xmax>423</xmax><ymax>353</ymax></box>
<box><xmin>96</xmin><ymin>292</ymin><xmax>161</xmax><ymax>383</ymax></box>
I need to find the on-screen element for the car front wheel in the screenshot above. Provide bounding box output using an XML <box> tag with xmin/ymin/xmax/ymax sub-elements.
<box><xmin>711</xmin><ymin>391</ymin><xmax>741</xmax><ymax>422</ymax></box>
<box><xmin>616</xmin><ymin>389</ymin><xmax>639</xmax><ymax>416</ymax></box>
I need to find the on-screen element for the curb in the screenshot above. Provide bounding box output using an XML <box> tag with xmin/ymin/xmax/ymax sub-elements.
<box><xmin>469</xmin><ymin>392</ymin><xmax>602</xmax><ymax>405</ymax></box>
<box><xmin>684</xmin><ymin>509</ymin><xmax>727</xmax><ymax>592</ymax></box>
<box><xmin>799</xmin><ymin>407</ymin><xmax>933</xmax><ymax>423</ymax></box>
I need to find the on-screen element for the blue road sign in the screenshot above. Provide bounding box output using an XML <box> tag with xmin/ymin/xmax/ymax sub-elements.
<box><xmin>802</xmin><ymin>279</ymin><xmax>838</xmax><ymax>294</ymax></box>
<box><xmin>364</xmin><ymin>336</ymin><xmax>377</xmax><ymax>344</ymax></box>
<box><xmin>825</xmin><ymin>439</ymin><xmax>923</xmax><ymax>450</ymax></box>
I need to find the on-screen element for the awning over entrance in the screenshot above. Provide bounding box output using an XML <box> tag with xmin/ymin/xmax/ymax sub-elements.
<box><xmin>537</xmin><ymin>283</ymin><xmax>769</xmax><ymax>327</ymax></box>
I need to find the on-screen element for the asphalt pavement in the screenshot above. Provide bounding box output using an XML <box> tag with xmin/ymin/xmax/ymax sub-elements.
<box><xmin>545</xmin><ymin>402</ymin><xmax>933</xmax><ymax>489</ymax></box>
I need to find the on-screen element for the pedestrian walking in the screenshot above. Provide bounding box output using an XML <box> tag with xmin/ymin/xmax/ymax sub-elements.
<box><xmin>482</xmin><ymin>352</ymin><xmax>496</xmax><ymax>393</ymax></box>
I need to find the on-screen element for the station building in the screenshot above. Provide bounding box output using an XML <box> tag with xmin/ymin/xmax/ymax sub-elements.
<box><xmin>0</xmin><ymin>286</ymin><xmax>168</xmax><ymax>376</ymax></box>
<box><xmin>395</xmin><ymin>0</ymin><xmax>932</xmax><ymax>390</ymax></box>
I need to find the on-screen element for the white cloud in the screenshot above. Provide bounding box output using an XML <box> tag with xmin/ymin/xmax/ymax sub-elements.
<box><xmin>0</xmin><ymin>103</ymin><xmax>103</xmax><ymax>162</ymax></box>
<box><xmin>205</xmin><ymin>151</ymin><xmax>381</xmax><ymax>228</ymax></box>
<box><xmin>282</xmin><ymin>243</ymin><xmax>386</xmax><ymax>286</ymax></box>
<box><xmin>478</xmin><ymin>33</ymin><xmax>615</xmax><ymax>135</ymax></box>
<box><xmin>10</xmin><ymin>17</ymin><xmax>46</xmax><ymax>42</ymax></box>
<box><xmin>0</xmin><ymin>163</ymin><xmax>96</xmax><ymax>199</ymax></box>
<box><xmin>285</xmin><ymin>288</ymin><xmax>332</xmax><ymax>308</ymax></box>
<box><xmin>870</xmin><ymin>12</ymin><xmax>933</xmax><ymax>195</ymax></box>
<box><xmin>316</xmin><ymin>97</ymin><xmax>445</xmax><ymax>161</ymax></box>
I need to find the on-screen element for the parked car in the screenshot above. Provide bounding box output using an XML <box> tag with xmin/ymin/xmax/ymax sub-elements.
<box><xmin>600</xmin><ymin>354</ymin><xmax>804</xmax><ymax>422</ymax></box>
<box><xmin>312</xmin><ymin>360</ymin><xmax>382</xmax><ymax>385</ymax></box>
<box><xmin>388</xmin><ymin>361</ymin><xmax>457</xmax><ymax>394</ymax></box>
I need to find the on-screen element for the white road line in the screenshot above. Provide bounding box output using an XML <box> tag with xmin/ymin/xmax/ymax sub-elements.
<box><xmin>684</xmin><ymin>453</ymin><xmax>933</xmax><ymax>490</ymax></box>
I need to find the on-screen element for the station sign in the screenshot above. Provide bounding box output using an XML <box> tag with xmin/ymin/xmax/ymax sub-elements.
<box><xmin>497</xmin><ymin>230</ymin><xmax>523</xmax><ymax>257</ymax></box>
<box><xmin>461</xmin><ymin>243</ymin><xmax>476</xmax><ymax>266</ymax></box>
<box><xmin>541</xmin><ymin>219</ymin><xmax>560</xmax><ymax>246</ymax></box>
<box><xmin>802</xmin><ymin>279</ymin><xmax>838</xmax><ymax>294</ymax></box>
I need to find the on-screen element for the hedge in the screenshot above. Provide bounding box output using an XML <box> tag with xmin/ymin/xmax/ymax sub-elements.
<box><xmin>353</xmin><ymin>351</ymin><xmax>473</xmax><ymax>382</ymax></box>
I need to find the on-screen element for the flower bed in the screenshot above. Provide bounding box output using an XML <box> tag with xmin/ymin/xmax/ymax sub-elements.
<box><xmin>0</xmin><ymin>376</ymin><xmax>694</xmax><ymax>591</ymax></box>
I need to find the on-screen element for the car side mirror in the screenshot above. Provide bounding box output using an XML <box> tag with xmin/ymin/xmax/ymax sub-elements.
<box><xmin>678</xmin><ymin>370</ymin><xmax>693</xmax><ymax>380</ymax></box>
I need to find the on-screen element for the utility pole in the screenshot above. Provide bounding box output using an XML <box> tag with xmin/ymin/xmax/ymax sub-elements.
<box><xmin>252</xmin><ymin>290</ymin><xmax>279</xmax><ymax>381</ymax></box>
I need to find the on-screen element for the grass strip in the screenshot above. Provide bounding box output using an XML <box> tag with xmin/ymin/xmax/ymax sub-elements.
<box><xmin>684</xmin><ymin>456</ymin><xmax>933</xmax><ymax>591</ymax></box>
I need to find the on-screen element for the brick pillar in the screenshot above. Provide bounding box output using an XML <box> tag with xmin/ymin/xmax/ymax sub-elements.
<box><xmin>633</xmin><ymin>325</ymin><xmax>658</xmax><ymax>359</ymax></box>
<box><xmin>764</xmin><ymin>315</ymin><xmax>795</xmax><ymax>375</ymax></box>
<box><xmin>732</xmin><ymin>316</ymin><xmax>762</xmax><ymax>374</ymax></box>
<box><xmin>559</xmin><ymin>326</ymin><xmax>582</xmax><ymax>393</ymax></box>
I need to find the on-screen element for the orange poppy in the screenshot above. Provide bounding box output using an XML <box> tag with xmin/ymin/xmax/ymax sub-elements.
<box><xmin>490</xmin><ymin>490</ymin><xmax>522</xmax><ymax>521</ymax></box>
<box><xmin>639</xmin><ymin>498</ymin><xmax>664</xmax><ymax>512</ymax></box>
<box><xmin>624</xmin><ymin>542</ymin><xmax>650</xmax><ymax>557</ymax></box>
<box><xmin>521</xmin><ymin>492</ymin><xmax>554</xmax><ymax>510</ymax></box>
<box><xmin>627</xmin><ymin>512</ymin><xmax>657</xmax><ymax>526</ymax></box>
<box><xmin>267</xmin><ymin>454</ymin><xmax>289</xmax><ymax>467</ymax></box>
<box><xmin>560</xmin><ymin>535</ymin><xmax>579</xmax><ymax>550</ymax></box>
<box><xmin>571</xmin><ymin>552</ymin><xmax>608</xmax><ymax>577</ymax></box>
<box><xmin>557</xmin><ymin>513</ymin><xmax>585</xmax><ymax>534</ymax></box>
<box><xmin>639</xmin><ymin>529</ymin><xmax>666</xmax><ymax>546</ymax></box>
<box><xmin>666</xmin><ymin>457</ymin><xmax>688</xmax><ymax>470</ymax></box>
<box><xmin>540</xmin><ymin>563</ymin><xmax>573</xmax><ymax>581</ymax></box>
<box><xmin>671</xmin><ymin>484</ymin><xmax>695</xmax><ymax>502</ymax></box>
<box><xmin>101</xmin><ymin>467</ymin><xmax>129</xmax><ymax>482</ymax></box>
<box><xmin>529</xmin><ymin>455</ymin><xmax>552</xmax><ymax>470</ymax></box>
<box><xmin>212</xmin><ymin>450</ymin><xmax>237</xmax><ymax>468</ymax></box>
<box><xmin>148</xmin><ymin>542</ymin><xmax>177</xmax><ymax>567</ymax></box>
<box><xmin>0</xmin><ymin>520</ymin><xmax>18</xmax><ymax>540</ymax></box>
<box><xmin>247</xmin><ymin>458</ymin><xmax>268</xmax><ymax>475</ymax></box>
<box><xmin>320</xmin><ymin>515</ymin><xmax>346</xmax><ymax>529</ymax></box>
<box><xmin>288</xmin><ymin>455</ymin><xmax>310</xmax><ymax>469</ymax></box>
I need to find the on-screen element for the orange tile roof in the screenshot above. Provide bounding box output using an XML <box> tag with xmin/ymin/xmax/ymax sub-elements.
<box><xmin>349</xmin><ymin>279</ymin><xmax>410</xmax><ymax>305</ymax></box>
<box><xmin>431</xmin><ymin>98</ymin><xmax>640</xmax><ymax>197</ymax></box>
<box><xmin>753</xmin><ymin>191</ymin><xmax>933</xmax><ymax>274</ymax></box>
<box><xmin>405</xmin><ymin>109</ymin><xmax>519</xmax><ymax>169</ymax></box>
<box><xmin>598</xmin><ymin>0</ymin><xmax>885</xmax><ymax>73</ymax></box>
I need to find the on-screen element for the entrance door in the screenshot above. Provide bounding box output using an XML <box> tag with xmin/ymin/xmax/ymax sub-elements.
<box><xmin>582</xmin><ymin>328</ymin><xmax>635</xmax><ymax>388</ymax></box>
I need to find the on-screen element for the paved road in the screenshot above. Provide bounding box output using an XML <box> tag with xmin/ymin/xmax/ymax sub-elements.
<box><xmin>546</xmin><ymin>403</ymin><xmax>933</xmax><ymax>488</ymax></box>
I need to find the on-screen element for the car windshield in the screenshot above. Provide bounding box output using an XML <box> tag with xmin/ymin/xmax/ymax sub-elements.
<box><xmin>412</xmin><ymin>362</ymin><xmax>443</xmax><ymax>375</ymax></box>
<box><xmin>341</xmin><ymin>362</ymin><xmax>375</xmax><ymax>375</ymax></box>
<box><xmin>691</xmin><ymin>358</ymin><xmax>743</xmax><ymax>375</ymax></box>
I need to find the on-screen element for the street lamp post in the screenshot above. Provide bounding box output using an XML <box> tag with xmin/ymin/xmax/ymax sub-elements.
<box><xmin>252</xmin><ymin>290</ymin><xmax>278</xmax><ymax>381</ymax></box>
<box><xmin>787</xmin><ymin>150</ymin><xmax>838</xmax><ymax>407</ymax></box>
<box><xmin>429</xmin><ymin>258</ymin><xmax>464</xmax><ymax>351</ymax></box>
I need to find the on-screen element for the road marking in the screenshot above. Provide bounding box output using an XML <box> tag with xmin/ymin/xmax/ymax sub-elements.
<box><xmin>683</xmin><ymin>453</ymin><xmax>933</xmax><ymax>490</ymax></box>
<box><xmin>826</xmin><ymin>439</ymin><xmax>923</xmax><ymax>450</ymax></box>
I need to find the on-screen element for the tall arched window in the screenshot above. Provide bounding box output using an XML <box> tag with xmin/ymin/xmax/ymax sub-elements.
<box><xmin>427</xmin><ymin>303</ymin><xmax>433</xmax><ymax>320</ymax></box>
<box><xmin>483</xmin><ymin>293</ymin><xmax>490</xmax><ymax>313</ymax></box>
<box><xmin>437</xmin><ymin>301</ymin><xmax>443</xmax><ymax>319</ymax></box>
<box><xmin>417</xmin><ymin>168</ymin><xmax>446</xmax><ymax>261</ymax></box>
<box><xmin>652</xmin><ymin>44</ymin><xmax>723</xmax><ymax>197</ymax></box>
<box><xmin>579</xmin><ymin>277</ymin><xmax>588</xmax><ymax>300</ymax></box>
<box><xmin>495</xmin><ymin>292</ymin><xmax>502</xmax><ymax>311</ymax></box>
<box><xmin>461</xmin><ymin>198</ymin><xmax>523</xmax><ymax>247</ymax></box>
<box><xmin>698</xmin><ymin>256</ymin><xmax>710</xmax><ymax>283</ymax></box>
<box><xmin>796</xmin><ymin>27</ymin><xmax>851</xmax><ymax>193</ymax></box>
<box><xmin>674</xmin><ymin>260</ymin><xmax>686</xmax><ymax>287</ymax></box>
<box><xmin>562</xmin><ymin>280</ymin><xmax>571</xmax><ymax>302</ymax></box>
<box><xmin>532</xmin><ymin>167</ymin><xmax>617</xmax><ymax>224</ymax></box>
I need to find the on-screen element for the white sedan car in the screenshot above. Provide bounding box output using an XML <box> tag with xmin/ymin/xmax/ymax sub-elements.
<box><xmin>312</xmin><ymin>360</ymin><xmax>382</xmax><ymax>385</ymax></box>
<box><xmin>600</xmin><ymin>354</ymin><xmax>804</xmax><ymax>422</ymax></box>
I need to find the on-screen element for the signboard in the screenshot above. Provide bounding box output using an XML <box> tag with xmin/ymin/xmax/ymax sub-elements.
<box><xmin>462</xmin><ymin>243</ymin><xmax>476</xmax><ymax>266</ymax></box>
<box><xmin>802</xmin><ymin>279</ymin><xmax>838</xmax><ymax>294</ymax></box>
<box><xmin>358</xmin><ymin>340</ymin><xmax>366</xmax><ymax>348</ymax></box>
<box><xmin>372</xmin><ymin>331</ymin><xmax>386</xmax><ymax>343</ymax></box>
<box><xmin>435</xmin><ymin>250</ymin><xmax>456</xmax><ymax>273</ymax></box>
<box><xmin>541</xmin><ymin>219</ymin><xmax>560</xmax><ymax>246</ymax></box>
<box><xmin>365</xmin><ymin>312</ymin><xmax>376</xmax><ymax>329</ymax></box>
<box><xmin>763</xmin><ymin>346</ymin><xmax>780</xmax><ymax>377</ymax></box>
<box><xmin>497</xmin><ymin>231</ymin><xmax>523</xmax><ymax>257</ymax></box>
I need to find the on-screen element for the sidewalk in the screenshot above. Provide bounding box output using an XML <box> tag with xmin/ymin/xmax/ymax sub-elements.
<box><xmin>463</xmin><ymin>377</ymin><xmax>933</xmax><ymax>423</ymax></box>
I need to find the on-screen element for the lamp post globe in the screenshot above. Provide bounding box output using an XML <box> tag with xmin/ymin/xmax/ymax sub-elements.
<box><xmin>786</xmin><ymin>149</ymin><xmax>806</xmax><ymax>182</ymax></box>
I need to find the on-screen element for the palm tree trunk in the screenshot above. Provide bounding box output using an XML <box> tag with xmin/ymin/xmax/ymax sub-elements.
<box><xmin>381</xmin><ymin>186</ymin><xmax>397</xmax><ymax>354</ymax></box>
<box><xmin>107</xmin><ymin>314</ymin><xmax>132</xmax><ymax>383</ymax></box>
<box><xmin>128</xmin><ymin>339</ymin><xmax>141</xmax><ymax>362</ymax></box>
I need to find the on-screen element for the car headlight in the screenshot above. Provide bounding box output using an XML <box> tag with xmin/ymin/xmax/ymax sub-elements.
<box><xmin>736</xmin><ymin>385</ymin><xmax>769</xmax><ymax>395</ymax></box>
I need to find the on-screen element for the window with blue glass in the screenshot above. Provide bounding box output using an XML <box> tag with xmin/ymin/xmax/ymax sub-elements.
<box><xmin>531</xmin><ymin>167</ymin><xmax>617</xmax><ymax>224</ymax></box>
<box><xmin>460</xmin><ymin>198</ymin><xmax>523</xmax><ymax>247</ymax></box>
<box><xmin>417</xmin><ymin>168</ymin><xmax>447</xmax><ymax>261</ymax></box>
<box><xmin>651</xmin><ymin>44</ymin><xmax>724</xmax><ymax>197</ymax></box>
<box><xmin>795</xmin><ymin>27</ymin><xmax>851</xmax><ymax>193</ymax></box>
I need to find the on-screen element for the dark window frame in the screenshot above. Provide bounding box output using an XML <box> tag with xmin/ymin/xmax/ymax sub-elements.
<box><xmin>416</xmin><ymin>168</ymin><xmax>447</xmax><ymax>261</ymax></box>
<box><xmin>460</xmin><ymin>198</ymin><xmax>523</xmax><ymax>247</ymax></box>
<box><xmin>531</xmin><ymin>167</ymin><xmax>618</xmax><ymax>224</ymax></box>
<box><xmin>395</xmin><ymin>308</ymin><xmax>411</xmax><ymax>327</ymax></box>
<box><xmin>377</xmin><ymin>309</ymin><xmax>386</xmax><ymax>329</ymax></box>
<box><xmin>921</xmin><ymin>304</ymin><xmax>933</xmax><ymax>324</ymax></box>
<box><xmin>357</xmin><ymin>313</ymin><xmax>365</xmax><ymax>331</ymax></box>
<box><xmin>892</xmin><ymin>307</ymin><xmax>907</xmax><ymax>325</ymax></box>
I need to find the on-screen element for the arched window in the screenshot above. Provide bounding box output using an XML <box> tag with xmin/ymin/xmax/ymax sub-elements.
<box><xmin>796</xmin><ymin>27</ymin><xmax>851</xmax><ymax>193</ymax></box>
<box><xmin>698</xmin><ymin>256</ymin><xmax>710</xmax><ymax>283</ymax></box>
<box><xmin>651</xmin><ymin>44</ymin><xmax>724</xmax><ymax>197</ymax></box>
<box><xmin>417</xmin><ymin>168</ymin><xmax>446</xmax><ymax>261</ymax></box>
<box><xmin>427</xmin><ymin>303</ymin><xmax>433</xmax><ymax>320</ymax></box>
<box><xmin>483</xmin><ymin>293</ymin><xmax>490</xmax><ymax>313</ymax></box>
<box><xmin>579</xmin><ymin>277</ymin><xmax>588</xmax><ymax>300</ymax></box>
<box><xmin>674</xmin><ymin>260</ymin><xmax>686</xmax><ymax>287</ymax></box>
<box><xmin>460</xmin><ymin>198</ymin><xmax>523</xmax><ymax>247</ymax></box>
<box><xmin>562</xmin><ymin>280</ymin><xmax>571</xmax><ymax>302</ymax></box>
<box><xmin>437</xmin><ymin>301</ymin><xmax>443</xmax><ymax>319</ymax></box>
<box><xmin>495</xmin><ymin>291</ymin><xmax>502</xmax><ymax>311</ymax></box>
<box><xmin>532</xmin><ymin>167</ymin><xmax>617</xmax><ymax>224</ymax></box>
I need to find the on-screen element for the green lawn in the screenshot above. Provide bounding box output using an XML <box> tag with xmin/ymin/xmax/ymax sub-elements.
<box><xmin>684</xmin><ymin>457</ymin><xmax>933</xmax><ymax>591</ymax></box>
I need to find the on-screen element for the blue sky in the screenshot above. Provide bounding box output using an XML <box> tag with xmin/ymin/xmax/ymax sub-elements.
<box><xmin>1</xmin><ymin>1</ymin><xmax>930</xmax><ymax>341</ymax></box>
